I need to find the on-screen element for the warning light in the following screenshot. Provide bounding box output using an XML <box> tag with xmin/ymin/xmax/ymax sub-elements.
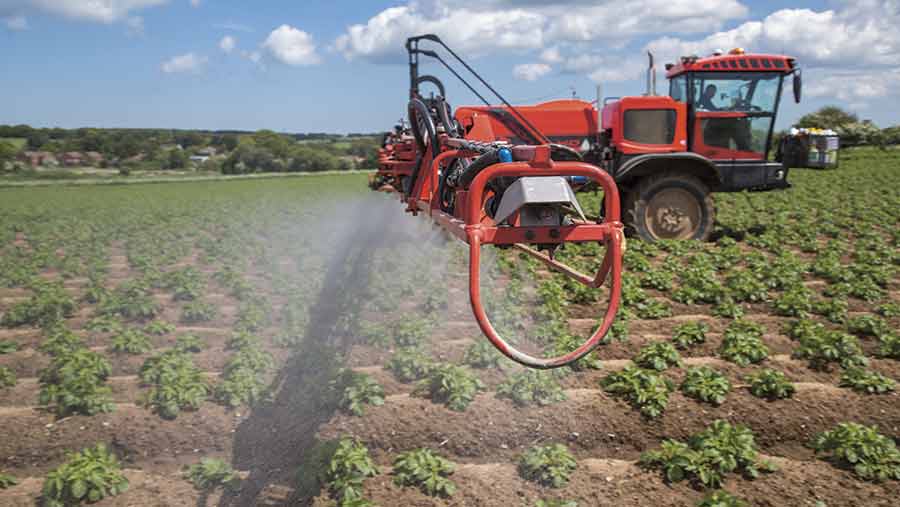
<box><xmin>729</xmin><ymin>48</ymin><xmax>746</xmax><ymax>55</ymax></box>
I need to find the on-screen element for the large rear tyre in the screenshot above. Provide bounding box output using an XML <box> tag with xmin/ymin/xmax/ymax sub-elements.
<box><xmin>624</xmin><ymin>172</ymin><xmax>715</xmax><ymax>241</ymax></box>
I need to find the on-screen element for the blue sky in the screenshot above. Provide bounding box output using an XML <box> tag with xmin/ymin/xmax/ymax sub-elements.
<box><xmin>1</xmin><ymin>1</ymin><xmax>897</xmax><ymax>133</ymax></box>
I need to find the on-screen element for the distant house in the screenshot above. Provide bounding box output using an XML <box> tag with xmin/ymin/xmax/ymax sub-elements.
<box><xmin>60</xmin><ymin>152</ymin><xmax>85</xmax><ymax>167</ymax></box>
<box><xmin>189</xmin><ymin>155</ymin><xmax>210</xmax><ymax>164</ymax></box>
<box><xmin>195</xmin><ymin>147</ymin><xmax>216</xmax><ymax>157</ymax></box>
<box><xmin>19</xmin><ymin>151</ymin><xmax>58</xmax><ymax>167</ymax></box>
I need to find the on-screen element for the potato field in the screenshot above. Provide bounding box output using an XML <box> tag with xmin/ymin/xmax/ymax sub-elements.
<box><xmin>0</xmin><ymin>148</ymin><xmax>898</xmax><ymax>507</ymax></box>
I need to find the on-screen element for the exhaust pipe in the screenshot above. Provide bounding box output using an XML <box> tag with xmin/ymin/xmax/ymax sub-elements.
<box><xmin>646</xmin><ymin>52</ymin><xmax>656</xmax><ymax>96</ymax></box>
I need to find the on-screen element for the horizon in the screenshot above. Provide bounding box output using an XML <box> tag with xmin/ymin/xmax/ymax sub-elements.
<box><xmin>2</xmin><ymin>1</ymin><xmax>898</xmax><ymax>133</ymax></box>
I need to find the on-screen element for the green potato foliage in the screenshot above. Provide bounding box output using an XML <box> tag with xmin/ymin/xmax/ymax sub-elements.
<box><xmin>140</xmin><ymin>349</ymin><xmax>209</xmax><ymax>419</ymax></box>
<box><xmin>42</xmin><ymin>444</ymin><xmax>129</xmax><ymax>507</ymax></box>
<box><xmin>745</xmin><ymin>369</ymin><xmax>796</xmax><ymax>400</ymax></box>
<box><xmin>697</xmin><ymin>491</ymin><xmax>748</xmax><ymax>507</ymax></box>
<box><xmin>326</xmin><ymin>438</ymin><xmax>378</xmax><ymax>507</ymax></box>
<box><xmin>634</xmin><ymin>342</ymin><xmax>682</xmax><ymax>371</ymax></box>
<box><xmin>392</xmin><ymin>449</ymin><xmax>456</xmax><ymax>497</ymax></box>
<box><xmin>497</xmin><ymin>370</ymin><xmax>567</xmax><ymax>407</ymax></box>
<box><xmin>601</xmin><ymin>366</ymin><xmax>674</xmax><ymax>418</ymax></box>
<box><xmin>38</xmin><ymin>347</ymin><xmax>113</xmax><ymax>417</ymax></box>
<box><xmin>0</xmin><ymin>366</ymin><xmax>16</xmax><ymax>389</ymax></box>
<box><xmin>183</xmin><ymin>458</ymin><xmax>239</xmax><ymax>491</ymax></box>
<box><xmin>680</xmin><ymin>366</ymin><xmax>731</xmax><ymax>405</ymax></box>
<box><xmin>719</xmin><ymin>320</ymin><xmax>769</xmax><ymax>366</ymax></box>
<box><xmin>518</xmin><ymin>444</ymin><xmax>577</xmax><ymax>488</ymax></box>
<box><xmin>110</xmin><ymin>328</ymin><xmax>152</xmax><ymax>355</ymax></box>
<box><xmin>338</xmin><ymin>371</ymin><xmax>385</xmax><ymax>416</ymax></box>
<box><xmin>839</xmin><ymin>367</ymin><xmax>896</xmax><ymax>395</ymax></box>
<box><xmin>414</xmin><ymin>364</ymin><xmax>483</xmax><ymax>412</ymax></box>
<box><xmin>640</xmin><ymin>420</ymin><xmax>776</xmax><ymax>489</ymax></box>
<box><xmin>463</xmin><ymin>340</ymin><xmax>504</xmax><ymax>369</ymax></box>
<box><xmin>385</xmin><ymin>348</ymin><xmax>433</xmax><ymax>383</ymax></box>
<box><xmin>671</xmin><ymin>321</ymin><xmax>708</xmax><ymax>350</ymax></box>
<box><xmin>814</xmin><ymin>423</ymin><xmax>900</xmax><ymax>481</ymax></box>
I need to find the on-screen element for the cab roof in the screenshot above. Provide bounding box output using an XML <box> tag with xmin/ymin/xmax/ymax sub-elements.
<box><xmin>665</xmin><ymin>52</ymin><xmax>796</xmax><ymax>78</ymax></box>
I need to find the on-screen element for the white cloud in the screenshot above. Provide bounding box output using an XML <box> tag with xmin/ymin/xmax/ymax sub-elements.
<box><xmin>263</xmin><ymin>24</ymin><xmax>321</xmax><ymax>66</ymax></box>
<box><xmin>334</xmin><ymin>0</ymin><xmax>746</xmax><ymax>62</ymax></box>
<box><xmin>806</xmin><ymin>68</ymin><xmax>900</xmax><ymax>103</ymax></box>
<box><xmin>645</xmin><ymin>2</ymin><xmax>900</xmax><ymax>68</ymax></box>
<box><xmin>0</xmin><ymin>0</ymin><xmax>169</xmax><ymax>24</ymax></box>
<box><xmin>640</xmin><ymin>1</ymin><xmax>900</xmax><ymax>104</ymax></box>
<box><xmin>219</xmin><ymin>35</ymin><xmax>236</xmax><ymax>53</ymax></box>
<box><xmin>513</xmin><ymin>62</ymin><xmax>551</xmax><ymax>81</ymax></box>
<box><xmin>3</xmin><ymin>15</ymin><xmax>27</xmax><ymax>30</ymax></box>
<box><xmin>539</xmin><ymin>46</ymin><xmax>562</xmax><ymax>63</ymax></box>
<box><xmin>161</xmin><ymin>52</ymin><xmax>207</xmax><ymax>74</ymax></box>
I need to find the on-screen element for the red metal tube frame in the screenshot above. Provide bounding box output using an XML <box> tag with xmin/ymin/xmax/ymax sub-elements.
<box><xmin>463</xmin><ymin>154</ymin><xmax>624</xmax><ymax>369</ymax></box>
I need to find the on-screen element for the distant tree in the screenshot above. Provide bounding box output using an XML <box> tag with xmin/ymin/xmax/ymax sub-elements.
<box><xmin>0</xmin><ymin>141</ymin><xmax>17</xmax><ymax>166</ymax></box>
<box><xmin>251</xmin><ymin>130</ymin><xmax>292</xmax><ymax>159</ymax></box>
<box><xmin>795</xmin><ymin>106</ymin><xmax>859</xmax><ymax>129</ymax></box>
<box><xmin>163</xmin><ymin>148</ymin><xmax>190</xmax><ymax>170</ymax></box>
<box><xmin>27</xmin><ymin>131</ymin><xmax>49</xmax><ymax>150</ymax></box>
<box><xmin>212</xmin><ymin>134</ymin><xmax>239</xmax><ymax>152</ymax></box>
<box><xmin>175</xmin><ymin>131</ymin><xmax>205</xmax><ymax>149</ymax></box>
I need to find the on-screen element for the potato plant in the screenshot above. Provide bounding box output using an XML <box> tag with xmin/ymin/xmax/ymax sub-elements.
<box><xmin>392</xmin><ymin>449</ymin><xmax>456</xmax><ymax>497</ymax></box>
<box><xmin>671</xmin><ymin>321</ymin><xmax>707</xmax><ymax>350</ymax></box>
<box><xmin>601</xmin><ymin>366</ymin><xmax>674</xmax><ymax>418</ymax></box>
<box><xmin>719</xmin><ymin>320</ymin><xmax>769</xmax><ymax>366</ymax></box>
<box><xmin>110</xmin><ymin>328</ymin><xmax>153</xmax><ymax>355</ymax></box>
<box><xmin>180</xmin><ymin>300</ymin><xmax>219</xmax><ymax>324</ymax></box>
<box><xmin>385</xmin><ymin>348</ymin><xmax>433</xmax><ymax>383</ymax></box>
<box><xmin>680</xmin><ymin>366</ymin><xmax>731</xmax><ymax>405</ymax></box>
<box><xmin>518</xmin><ymin>444</ymin><xmax>577</xmax><ymax>488</ymax></box>
<box><xmin>0</xmin><ymin>366</ymin><xmax>16</xmax><ymax>389</ymax></box>
<box><xmin>183</xmin><ymin>458</ymin><xmax>239</xmax><ymax>491</ymax></box>
<box><xmin>1</xmin><ymin>282</ymin><xmax>76</xmax><ymax>328</ymax></box>
<box><xmin>0</xmin><ymin>340</ymin><xmax>19</xmax><ymax>354</ymax></box>
<box><xmin>793</xmin><ymin>329</ymin><xmax>866</xmax><ymax>371</ymax></box>
<box><xmin>0</xmin><ymin>472</ymin><xmax>18</xmax><ymax>489</ymax></box>
<box><xmin>634</xmin><ymin>342</ymin><xmax>682</xmax><ymax>371</ymax></box>
<box><xmin>839</xmin><ymin>367</ymin><xmax>896</xmax><ymax>394</ymax></box>
<box><xmin>497</xmin><ymin>370</ymin><xmax>567</xmax><ymax>407</ymax></box>
<box><xmin>697</xmin><ymin>491</ymin><xmax>748</xmax><ymax>507</ymax></box>
<box><xmin>745</xmin><ymin>369</ymin><xmax>795</xmax><ymax>400</ymax></box>
<box><xmin>39</xmin><ymin>348</ymin><xmax>114</xmax><ymax>417</ymax></box>
<box><xmin>814</xmin><ymin>423</ymin><xmax>900</xmax><ymax>481</ymax></box>
<box><xmin>640</xmin><ymin>420</ymin><xmax>775</xmax><ymax>489</ymax></box>
<box><xmin>463</xmin><ymin>340</ymin><xmax>504</xmax><ymax>369</ymax></box>
<box><xmin>140</xmin><ymin>349</ymin><xmax>209</xmax><ymax>419</ymax></box>
<box><xmin>338</xmin><ymin>371</ymin><xmax>385</xmax><ymax>416</ymax></box>
<box><xmin>326</xmin><ymin>438</ymin><xmax>378</xmax><ymax>507</ymax></box>
<box><xmin>414</xmin><ymin>364</ymin><xmax>483</xmax><ymax>411</ymax></box>
<box><xmin>42</xmin><ymin>444</ymin><xmax>129</xmax><ymax>506</ymax></box>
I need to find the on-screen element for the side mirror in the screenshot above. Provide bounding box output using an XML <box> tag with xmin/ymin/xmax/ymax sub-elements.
<box><xmin>793</xmin><ymin>69</ymin><xmax>802</xmax><ymax>103</ymax></box>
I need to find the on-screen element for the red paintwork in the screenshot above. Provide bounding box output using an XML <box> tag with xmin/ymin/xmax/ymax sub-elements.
<box><xmin>455</xmin><ymin>99</ymin><xmax>598</xmax><ymax>149</ymax></box>
<box><xmin>404</xmin><ymin>142</ymin><xmax>624</xmax><ymax>369</ymax></box>
<box><xmin>666</xmin><ymin>53</ymin><xmax>795</xmax><ymax>78</ymax></box>
<box><xmin>692</xmin><ymin>111</ymin><xmax>764</xmax><ymax>160</ymax></box>
<box><xmin>601</xmin><ymin>96</ymin><xmax>688</xmax><ymax>155</ymax></box>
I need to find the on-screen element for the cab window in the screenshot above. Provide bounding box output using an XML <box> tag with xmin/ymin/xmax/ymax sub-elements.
<box><xmin>692</xmin><ymin>72</ymin><xmax>780</xmax><ymax>112</ymax></box>
<box><xmin>669</xmin><ymin>75</ymin><xmax>687</xmax><ymax>102</ymax></box>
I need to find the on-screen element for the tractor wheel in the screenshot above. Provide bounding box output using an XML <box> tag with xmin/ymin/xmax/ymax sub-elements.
<box><xmin>624</xmin><ymin>172</ymin><xmax>715</xmax><ymax>241</ymax></box>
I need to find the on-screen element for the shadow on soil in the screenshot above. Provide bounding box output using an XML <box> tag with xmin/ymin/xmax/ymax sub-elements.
<box><xmin>216</xmin><ymin>195</ymin><xmax>421</xmax><ymax>506</ymax></box>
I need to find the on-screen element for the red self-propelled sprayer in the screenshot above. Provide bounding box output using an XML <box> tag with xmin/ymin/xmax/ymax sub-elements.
<box><xmin>386</xmin><ymin>34</ymin><xmax>625</xmax><ymax>369</ymax></box>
